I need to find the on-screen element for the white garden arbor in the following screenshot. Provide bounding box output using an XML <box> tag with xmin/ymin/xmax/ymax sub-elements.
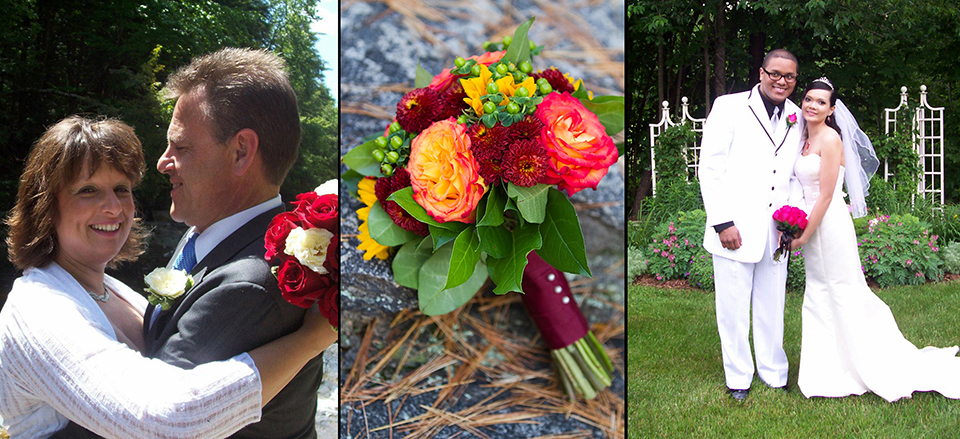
<box><xmin>649</xmin><ymin>86</ymin><xmax>946</xmax><ymax>207</ymax></box>
<box><xmin>884</xmin><ymin>85</ymin><xmax>946</xmax><ymax>207</ymax></box>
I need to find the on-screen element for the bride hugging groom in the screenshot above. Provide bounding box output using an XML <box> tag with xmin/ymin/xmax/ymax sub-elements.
<box><xmin>701</xmin><ymin>49</ymin><xmax>960</xmax><ymax>402</ymax></box>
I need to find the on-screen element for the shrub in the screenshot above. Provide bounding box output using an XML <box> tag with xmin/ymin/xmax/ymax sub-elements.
<box><xmin>637</xmin><ymin>178</ymin><xmax>704</xmax><ymax>248</ymax></box>
<box><xmin>932</xmin><ymin>203</ymin><xmax>960</xmax><ymax>244</ymax></box>
<box><xmin>653</xmin><ymin>123</ymin><xmax>700</xmax><ymax>183</ymax></box>
<box><xmin>942</xmin><ymin>241</ymin><xmax>960</xmax><ymax>275</ymax></box>
<box><xmin>647</xmin><ymin>210</ymin><xmax>705</xmax><ymax>283</ymax></box>
<box><xmin>858</xmin><ymin>214</ymin><xmax>944</xmax><ymax>287</ymax></box>
<box><xmin>786</xmin><ymin>248</ymin><xmax>806</xmax><ymax>293</ymax></box>
<box><xmin>687</xmin><ymin>248</ymin><xmax>714</xmax><ymax>291</ymax></box>
<box><xmin>627</xmin><ymin>246</ymin><xmax>649</xmax><ymax>280</ymax></box>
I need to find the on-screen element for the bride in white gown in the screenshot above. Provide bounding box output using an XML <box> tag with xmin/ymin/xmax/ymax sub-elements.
<box><xmin>790</xmin><ymin>77</ymin><xmax>960</xmax><ymax>402</ymax></box>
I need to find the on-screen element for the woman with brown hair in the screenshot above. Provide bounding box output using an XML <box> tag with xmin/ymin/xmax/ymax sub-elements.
<box><xmin>0</xmin><ymin>116</ymin><xmax>337</xmax><ymax>438</ymax></box>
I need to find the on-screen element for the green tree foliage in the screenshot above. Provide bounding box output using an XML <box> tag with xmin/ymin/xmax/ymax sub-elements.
<box><xmin>627</xmin><ymin>0</ymin><xmax>960</xmax><ymax>214</ymax></box>
<box><xmin>0</xmin><ymin>0</ymin><xmax>336</xmax><ymax>216</ymax></box>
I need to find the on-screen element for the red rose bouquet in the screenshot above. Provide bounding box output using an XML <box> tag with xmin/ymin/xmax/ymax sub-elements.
<box><xmin>343</xmin><ymin>18</ymin><xmax>623</xmax><ymax>400</ymax></box>
<box><xmin>773</xmin><ymin>205</ymin><xmax>808</xmax><ymax>262</ymax></box>
<box><xmin>264</xmin><ymin>180</ymin><xmax>339</xmax><ymax>330</ymax></box>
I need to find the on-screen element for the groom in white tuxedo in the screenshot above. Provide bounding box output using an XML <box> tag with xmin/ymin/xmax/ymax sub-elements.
<box><xmin>699</xmin><ymin>49</ymin><xmax>805</xmax><ymax>400</ymax></box>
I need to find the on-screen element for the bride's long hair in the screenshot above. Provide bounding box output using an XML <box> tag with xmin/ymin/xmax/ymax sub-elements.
<box><xmin>803</xmin><ymin>78</ymin><xmax>842</xmax><ymax>135</ymax></box>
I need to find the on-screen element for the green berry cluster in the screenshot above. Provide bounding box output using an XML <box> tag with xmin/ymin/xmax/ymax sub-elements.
<box><xmin>482</xmin><ymin>35</ymin><xmax>543</xmax><ymax>57</ymax></box>
<box><xmin>372</xmin><ymin>121</ymin><xmax>413</xmax><ymax>176</ymax></box>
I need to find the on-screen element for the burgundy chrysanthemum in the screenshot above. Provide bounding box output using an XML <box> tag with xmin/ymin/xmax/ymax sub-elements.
<box><xmin>531</xmin><ymin>68</ymin><xmax>577</xmax><ymax>95</ymax></box>
<box><xmin>374</xmin><ymin>167</ymin><xmax>430</xmax><ymax>236</ymax></box>
<box><xmin>396</xmin><ymin>88</ymin><xmax>443</xmax><ymax>133</ymax></box>
<box><xmin>468</xmin><ymin>123</ymin><xmax>514</xmax><ymax>185</ymax></box>
<box><xmin>511</xmin><ymin>114</ymin><xmax>545</xmax><ymax>140</ymax></box>
<box><xmin>502</xmin><ymin>139</ymin><xmax>548</xmax><ymax>187</ymax></box>
<box><xmin>438</xmin><ymin>81</ymin><xmax>468</xmax><ymax>121</ymax></box>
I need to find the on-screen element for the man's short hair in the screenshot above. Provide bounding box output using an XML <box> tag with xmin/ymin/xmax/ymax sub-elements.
<box><xmin>164</xmin><ymin>48</ymin><xmax>301</xmax><ymax>186</ymax></box>
<box><xmin>762</xmin><ymin>49</ymin><xmax>798</xmax><ymax>69</ymax></box>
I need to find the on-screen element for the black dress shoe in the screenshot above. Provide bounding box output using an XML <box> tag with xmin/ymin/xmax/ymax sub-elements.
<box><xmin>771</xmin><ymin>385</ymin><xmax>788</xmax><ymax>392</ymax></box>
<box><xmin>728</xmin><ymin>388</ymin><xmax>750</xmax><ymax>400</ymax></box>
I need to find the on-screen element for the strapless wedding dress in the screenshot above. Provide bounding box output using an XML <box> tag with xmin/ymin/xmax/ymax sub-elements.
<box><xmin>795</xmin><ymin>153</ymin><xmax>960</xmax><ymax>402</ymax></box>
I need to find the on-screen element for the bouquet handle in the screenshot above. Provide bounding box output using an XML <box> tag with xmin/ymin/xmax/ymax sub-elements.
<box><xmin>520</xmin><ymin>251</ymin><xmax>614</xmax><ymax>400</ymax></box>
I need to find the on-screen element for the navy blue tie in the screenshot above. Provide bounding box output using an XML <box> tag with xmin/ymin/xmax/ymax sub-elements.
<box><xmin>173</xmin><ymin>233</ymin><xmax>198</xmax><ymax>272</ymax></box>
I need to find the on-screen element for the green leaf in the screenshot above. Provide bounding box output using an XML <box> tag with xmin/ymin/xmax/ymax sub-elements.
<box><xmin>415</xmin><ymin>62</ymin><xmax>433</xmax><ymax>88</ymax></box>
<box><xmin>507</xmin><ymin>183</ymin><xmax>550</xmax><ymax>224</ymax></box>
<box><xmin>367</xmin><ymin>201</ymin><xmax>419</xmax><ymax>246</ymax></box>
<box><xmin>418</xmin><ymin>243</ymin><xmax>489</xmax><ymax>316</ymax></box>
<box><xmin>429</xmin><ymin>222</ymin><xmax>467</xmax><ymax>250</ymax></box>
<box><xmin>478</xmin><ymin>185</ymin><xmax>507</xmax><ymax>227</ymax></box>
<box><xmin>481</xmin><ymin>113</ymin><xmax>497</xmax><ymax>128</ymax></box>
<box><xmin>486</xmin><ymin>222</ymin><xmax>542</xmax><ymax>294</ymax></box>
<box><xmin>538</xmin><ymin>188</ymin><xmax>592</xmax><ymax>277</ymax></box>
<box><xmin>503</xmin><ymin>17</ymin><xmax>536</xmax><ymax>65</ymax></box>
<box><xmin>388</xmin><ymin>187</ymin><xmax>464</xmax><ymax>232</ymax></box>
<box><xmin>342</xmin><ymin>138</ymin><xmax>384</xmax><ymax>176</ymax></box>
<box><xmin>444</xmin><ymin>228</ymin><xmax>482</xmax><ymax>290</ymax></box>
<box><xmin>477</xmin><ymin>224</ymin><xmax>511</xmax><ymax>258</ymax></box>
<box><xmin>341</xmin><ymin>169</ymin><xmax>363</xmax><ymax>199</ymax></box>
<box><xmin>393</xmin><ymin>236</ymin><xmax>433</xmax><ymax>289</ymax></box>
<box><xmin>578</xmin><ymin>95</ymin><xmax>625</xmax><ymax>137</ymax></box>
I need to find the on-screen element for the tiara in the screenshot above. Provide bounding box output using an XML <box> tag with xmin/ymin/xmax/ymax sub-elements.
<box><xmin>813</xmin><ymin>77</ymin><xmax>834</xmax><ymax>90</ymax></box>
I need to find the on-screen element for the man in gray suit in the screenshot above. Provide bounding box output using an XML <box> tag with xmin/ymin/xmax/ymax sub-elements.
<box><xmin>142</xmin><ymin>47</ymin><xmax>324</xmax><ymax>438</ymax></box>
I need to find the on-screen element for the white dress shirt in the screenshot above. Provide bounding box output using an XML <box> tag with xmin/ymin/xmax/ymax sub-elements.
<box><xmin>192</xmin><ymin>195</ymin><xmax>283</xmax><ymax>265</ymax></box>
<box><xmin>0</xmin><ymin>263</ymin><xmax>263</xmax><ymax>438</ymax></box>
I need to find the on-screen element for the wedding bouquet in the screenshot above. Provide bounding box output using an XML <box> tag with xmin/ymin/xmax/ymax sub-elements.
<box><xmin>773</xmin><ymin>205</ymin><xmax>808</xmax><ymax>262</ymax></box>
<box><xmin>343</xmin><ymin>18</ymin><xmax>623</xmax><ymax>400</ymax></box>
<box><xmin>264</xmin><ymin>180</ymin><xmax>340</xmax><ymax>330</ymax></box>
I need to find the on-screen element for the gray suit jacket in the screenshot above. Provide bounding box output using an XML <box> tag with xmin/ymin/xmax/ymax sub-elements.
<box><xmin>143</xmin><ymin>207</ymin><xmax>323</xmax><ymax>438</ymax></box>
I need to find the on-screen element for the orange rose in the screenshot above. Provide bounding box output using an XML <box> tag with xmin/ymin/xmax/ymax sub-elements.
<box><xmin>407</xmin><ymin>118</ymin><xmax>487</xmax><ymax>223</ymax></box>
<box><xmin>536</xmin><ymin>92</ymin><xmax>618</xmax><ymax>195</ymax></box>
<box><xmin>427</xmin><ymin>51</ymin><xmax>505</xmax><ymax>93</ymax></box>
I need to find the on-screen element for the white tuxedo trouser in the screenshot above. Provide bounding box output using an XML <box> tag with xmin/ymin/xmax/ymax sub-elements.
<box><xmin>713</xmin><ymin>238</ymin><xmax>788</xmax><ymax>390</ymax></box>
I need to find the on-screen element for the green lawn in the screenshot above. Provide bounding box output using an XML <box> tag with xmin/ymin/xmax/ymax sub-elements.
<box><xmin>629</xmin><ymin>280</ymin><xmax>960</xmax><ymax>438</ymax></box>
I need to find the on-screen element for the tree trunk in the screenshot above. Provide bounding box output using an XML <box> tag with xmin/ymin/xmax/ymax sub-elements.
<box><xmin>704</xmin><ymin>26</ymin><xmax>711</xmax><ymax>113</ymax></box>
<box><xmin>628</xmin><ymin>169</ymin><xmax>652</xmax><ymax>220</ymax></box>
<box><xmin>749</xmin><ymin>32</ymin><xmax>766</xmax><ymax>87</ymax></box>
<box><xmin>711</xmin><ymin>5</ymin><xmax>727</xmax><ymax>97</ymax></box>
<box><xmin>657</xmin><ymin>40</ymin><xmax>665</xmax><ymax>106</ymax></box>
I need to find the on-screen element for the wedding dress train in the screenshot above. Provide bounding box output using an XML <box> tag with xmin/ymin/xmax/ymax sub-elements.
<box><xmin>796</xmin><ymin>153</ymin><xmax>960</xmax><ymax>402</ymax></box>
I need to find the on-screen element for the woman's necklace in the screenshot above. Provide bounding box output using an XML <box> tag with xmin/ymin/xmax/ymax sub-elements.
<box><xmin>87</xmin><ymin>283</ymin><xmax>110</xmax><ymax>303</ymax></box>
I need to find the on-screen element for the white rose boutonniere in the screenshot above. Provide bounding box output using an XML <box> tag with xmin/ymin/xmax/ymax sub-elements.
<box><xmin>144</xmin><ymin>267</ymin><xmax>194</xmax><ymax>310</ymax></box>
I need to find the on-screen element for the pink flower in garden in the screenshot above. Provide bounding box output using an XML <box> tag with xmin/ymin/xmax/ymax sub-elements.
<box><xmin>914</xmin><ymin>240</ymin><xmax>920</xmax><ymax>245</ymax></box>
<box><xmin>916</xmin><ymin>272</ymin><xmax>924</xmax><ymax>278</ymax></box>
<box><xmin>661</xmin><ymin>251</ymin><xmax>668</xmax><ymax>257</ymax></box>
<box><xmin>684</xmin><ymin>238</ymin><xmax>690</xmax><ymax>246</ymax></box>
<box><xmin>906</xmin><ymin>259</ymin><xmax>913</xmax><ymax>266</ymax></box>
<box><xmin>668</xmin><ymin>223</ymin><xmax>676</xmax><ymax>233</ymax></box>
<box><xmin>668</xmin><ymin>254</ymin><xmax>676</xmax><ymax>262</ymax></box>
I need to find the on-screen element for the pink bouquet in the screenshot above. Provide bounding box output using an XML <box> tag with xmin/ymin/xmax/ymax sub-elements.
<box><xmin>772</xmin><ymin>205</ymin><xmax>808</xmax><ymax>262</ymax></box>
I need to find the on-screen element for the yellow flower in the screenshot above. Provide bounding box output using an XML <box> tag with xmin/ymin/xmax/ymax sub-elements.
<box><xmin>461</xmin><ymin>64</ymin><xmax>493</xmax><ymax>115</ymax></box>
<box><xmin>495</xmin><ymin>75</ymin><xmax>536</xmax><ymax>109</ymax></box>
<box><xmin>356</xmin><ymin>178</ymin><xmax>390</xmax><ymax>260</ymax></box>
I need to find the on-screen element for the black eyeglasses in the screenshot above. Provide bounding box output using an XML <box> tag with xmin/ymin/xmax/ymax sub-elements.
<box><xmin>761</xmin><ymin>67</ymin><xmax>797</xmax><ymax>83</ymax></box>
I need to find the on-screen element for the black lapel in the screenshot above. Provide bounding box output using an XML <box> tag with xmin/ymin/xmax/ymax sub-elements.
<box><xmin>748</xmin><ymin>87</ymin><xmax>795</xmax><ymax>155</ymax></box>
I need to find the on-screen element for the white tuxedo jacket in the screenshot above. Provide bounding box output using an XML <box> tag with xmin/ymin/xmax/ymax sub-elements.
<box><xmin>699</xmin><ymin>84</ymin><xmax>805</xmax><ymax>264</ymax></box>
